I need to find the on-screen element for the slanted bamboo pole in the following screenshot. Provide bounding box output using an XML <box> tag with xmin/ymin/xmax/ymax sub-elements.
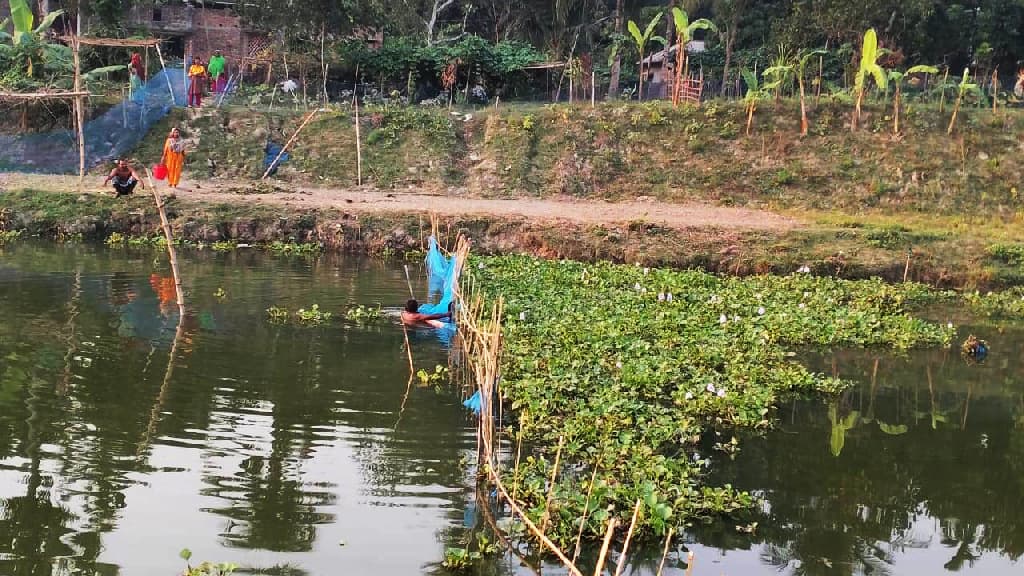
<box><xmin>592</xmin><ymin>517</ymin><xmax>618</xmax><ymax>576</ymax></box>
<box><xmin>354</xmin><ymin>94</ymin><xmax>363</xmax><ymax>186</ymax></box>
<box><xmin>154</xmin><ymin>42</ymin><xmax>176</xmax><ymax>104</ymax></box>
<box><xmin>613</xmin><ymin>499</ymin><xmax>643</xmax><ymax>576</ymax></box>
<box><xmin>262</xmin><ymin>108</ymin><xmax>318</xmax><ymax>180</ymax></box>
<box><xmin>144</xmin><ymin>168</ymin><xmax>186</xmax><ymax>318</ymax></box>
<box><xmin>655</xmin><ymin>527</ymin><xmax>675</xmax><ymax>576</ymax></box>
<box><xmin>539</xmin><ymin>435</ymin><xmax>565</xmax><ymax>534</ymax></box>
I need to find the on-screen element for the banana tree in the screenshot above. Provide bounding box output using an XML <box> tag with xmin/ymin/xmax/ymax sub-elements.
<box><xmin>627</xmin><ymin>13</ymin><xmax>665</xmax><ymax>101</ymax></box>
<box><xmin>0</xmin><ymin>0</ymin><xmax>64</xmax><ymax>76</ymax></box>
<box><xmin>795</xmin><ymin>49</ymin><xmax>826</xmax><ymax>136</ymax></box>
<box><xmin>888</xmin><ymin>64</ymin><xmax>938</xmax><ymax>135</ymax></box>
<box><xmin>669</xmin><ymin>7</ymin><xmax>715</xmax><ymax>107</ymax></box>
<box><xmin>852</xmin><ymin>28</ymin><xmax>886</xmax><ymax>132</ymax></box>
<box><xmin>741</xmin><ymin>68</ymin><xmax>765</xmax><ymax>136</ymax></box>
<box><xmin>948</xmin><ymin>68</ymin><xmax>980</xmax><ymax>135</ymax></box>
<box><xmin>761</xmin><ymin>45</ymin><xmax>794</xmax><ymax>105</ymax></box>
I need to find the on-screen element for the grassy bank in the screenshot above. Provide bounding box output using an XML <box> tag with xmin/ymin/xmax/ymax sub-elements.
<box><xmin>1</xmin><ymin>187</ymin><xmax>1023</xmax><ymax>289</ymax></box>
<box><xmin>128</xmin><ymin>101</ymin><xmax>1024</xmax><ymax>213</ymax></box>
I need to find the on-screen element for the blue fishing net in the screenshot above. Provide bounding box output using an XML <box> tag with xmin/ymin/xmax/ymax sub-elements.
<box><xmin>0</xmin><ymin>67</ymin><xmax>187</xmax><ymax>174</ymax></box>
<box><xmin>263</xmin><ymin>141</ymin><xmax>289</xmax><ymax>176</ymax></box>
<box><xmin>418</xmin><ymin>236</ymin><xmax>457</xmax><ymax>318</ymax></box>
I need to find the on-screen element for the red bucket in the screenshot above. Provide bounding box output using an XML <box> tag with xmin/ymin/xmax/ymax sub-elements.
<box><xmin>152</xmin><ymin>163</ymin><xmax>167</xmax><ymax>180</ymax></box>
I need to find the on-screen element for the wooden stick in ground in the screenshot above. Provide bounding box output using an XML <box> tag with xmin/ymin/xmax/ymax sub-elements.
<box><xmin>655</xmin><ymin>527</ymin><xmax>675</xmax><ymax>576</ymax></box>
<box><xmin>72</xmin><ymin>35</ymin><xmax>85</xmax><ymax>189</ymax></box>
<box><xmin>683</xmin><ymin>551</ymin><xmax>695</xmax><ymax>576</ymax></box>
<box><xmin>592</xmin><ymin>517</ymin><xmax>618</xmax><ymax>576</ymax></box>
<box><xmin>539</xmin><ymin>435</ymin><xmax>565</xmax><ymax>534</ymax></box>
<box><xmin>511</xmin><ymin>416</ymin><xmax>524</xmax><ymax>501</ymax></box>
<box><xmin>612</xmin><ymin>499</ymin><xmax>643</xmax><ymax>576</ymax></box>
<box><xmin>403</xmin><ymin>264</ymin><xmax>416</xmax><ymax>299</ymax></box>
<box><xmin>144</xmin><ymin>168</ymin><xmax>186</xmax><ymax>318</ymax></box>
<box><xmin>262</xmin><ymin>108</ymin><xmax>319</xmax><ymax>180</ymax></box>
<box><xmin>354</xmin><ymin>94</ymin><xmax>363</xmax><ymax>186</ymax></box>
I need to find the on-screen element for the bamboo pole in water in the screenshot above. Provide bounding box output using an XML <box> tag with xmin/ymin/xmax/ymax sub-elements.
<box><xmin>613</xmin><ymin>499</ymin><xmax>643</xmax><ymax>576</ymax></box>
<box><xmin>655</xmin><ymin>527</ymin><xmax>675</xmax><ymax>576</ymax></box>
<box><xmin>539</xmin><ymin>435</ymin><xmax>565</xmax><ymax>535</ymax></box>
<box><xmin>592</xmin><ymin>517</ymin><xmax>618</xmax><ymax>576</ymax></box>
<box><xmin>144</xmin><ymin>168</ymin><xmax>185</xmax><ymax>318</ymax></box>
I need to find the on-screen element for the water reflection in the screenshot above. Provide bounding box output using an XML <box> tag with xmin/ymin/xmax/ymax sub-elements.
<box><xmin>691</xmin><ymin>334</ymin><xmax>1024</xmax><ymax>575</ymax></box>
<box><xmin>0</xmin><ymin>243</ymin><xmax>476</xmax><ymax>575</ymax></box>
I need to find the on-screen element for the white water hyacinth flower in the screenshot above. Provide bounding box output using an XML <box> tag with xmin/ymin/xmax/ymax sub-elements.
<box><xmin>733</xmin><ymin>315</ymin><xmax>741</xmax><ymax>322</ymax></box>
<box><xmin>634</xmin><ymin>282</ymin><xmax>642</xmax><ymax>291</ymax></box>
<box><xmin>799</xmin><ymin>303</ymin><xmax>806</xmax><ymax>309</ymax></box>
<box><xmin>658</xmin><ymin>293</ymin><xmax>665</xmax><ymax>301</ymax></box>
<box><xmin>757</xmin><ymin>307</ymin><xmax>766</xmax><ymax>316</ymax></box>
<box><xmin>643</xmin><ymin>267</ymin><xmax>650</xmax><ymax>275</ymax></box>
<box><xmin>717</xmin><ymin>388</ymin><xmax>727</xmax><ymax>398</ymax></box>
<box><xmin>720</xmin><ymin>314</ymin><xmax>728</xmax><ymax>324</ymax></box>
<box><xmin>518</xmin><ymin>312</ymin><xmax>526</xmax><ymax>321</ymax></box>
<box><xmin>684</xmin><ymin>392</ymin><xmax>694</xmax><ymax>400</ymax></box>
<box><xmin>797</xmin><ymin>265</ymin><xmax>811</xmax><ymax>273</ymax></box>
<box><xmin>281</xmin><ymin>79</ymin><xmax>298</xmax><ymax>93</ymax></box>
<box><xmin>478</xmin><ymin>262</ymin><xmax>485</xmax><ymax>269</ymax></box>
<box><xmin>666</xmin><ymin>293</ymin><xmax>673</xmax><ymax>302</ymax></box>
<box><xmin>947</xmin><ymin>322</ymin><xmax>954</xmax><ymax>329</ymax></box>
<box><xmin>706</xmin><ymin>383</ymin><xmax>716</xmax><ymax>394</ymax></box>
<box><xmin>709</xmin><ymin>295</ymin><xmax>720</xmax><ymax>304</ymax></box>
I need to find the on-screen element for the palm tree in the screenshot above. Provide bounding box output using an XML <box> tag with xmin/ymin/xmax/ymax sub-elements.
<box><xmin>626</xmin><ymin>13</ymin><xmax>665</xmax><ymax>100</ymax></box>
<box><xmin>794</xmin><ymin>49</ymin><xmax>827</xmax><ymax>136</ymax></box>
<box><xmin>669</xmin><ymin>7</ymin><xmax>716</xmax><ymax>107</ymax></box>
<box><xmin>888</xmin><ymin>65</ymin><xmax>938</xmax><ymax>135</ymax></box>
<box><xmin>852</xmin><ymin>28</ymin><xmax>887</xmax><ymax>132</ymax></box>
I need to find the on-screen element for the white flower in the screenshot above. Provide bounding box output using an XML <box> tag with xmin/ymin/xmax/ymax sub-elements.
<box><xmin>709</xmin><ymin>295</ymin><xmax>720</xmax><ymax>304</ymax></box>
<box><xmin>797</xmin><ymin>265</ymin><xmax>811</xmax><ymax>273</ymax></box>
<box><xmin>733</xmin><ymin>315</ymin><xmax>741</xmax><ymax>322</ymax></box>
<box><xmin>947</xmin><ymin>322</ymin><xmax>954</xmax><ymax>329</ymax></box>
<box><xmin>634</xmin><ymin>282</ymin><xmax>642</xmax><ymax>291</ymax></box>
<box><xmin>666</xmin><ymin>293</ymin><xmax>673</xmax><ymax>302</ymax></box>
<box><xmin>518</xmin><ymin>312</ymin><xmax>526</xmax><ymax>321</ymax></box>
<box><xmin>799</xmin><ymin>303</ymin><xmax>806</xmax><ymax>309</ymax></box>
<box><xmin>684</xmin><ymin>392</ymin><xmax>693</xmax><ymax>400</ymax></box>
<box><xmin>478</xmin><ymin>263</ymin><xmax>485</xmax><ymax>269</ymax></box>
<box><xmin>643</xmin><ymin>267</ymin><xmax>650</xmax><ymax>275</ymax></box>
<box><xmin>615</xmin><ymin>361</ymin><xmax>623</xmax><ymax>369</ymax></box>
<box><xmin>719</xmin><ymin>314</ymin><xmax>728</xmax><ymax>324</ymax></box>
<box><xmin>757</xmin><ymin>307</ymin><xmax>766</xmax><ymax>316</ymax></box>
<box><xmin>658</xmin><ymin>293</ymin><xmax>665</xmax><ymax>301</ymax></box>
<box><xmin>692</xmin><ymin>452</ymin><xmax>701</xmax><ymax>462</ymax></box>
<box><xmin>803</xmin><ymin>291</ymin><xmax>810</xmax><ymax>297</ymax></box>
<box><xmin>717</xmin><ymin>388</ymin><xmax>727</xmax><ymax>398</ymax></box>
<box><xmin>706</xmin><ymin>383</ymin><xmax>716</xmax><ymax>393</ymax></box>
<box><xmin>281</xmin><ymin>79</ymin><xmax>298</xmax><ymax>93</ymax></box>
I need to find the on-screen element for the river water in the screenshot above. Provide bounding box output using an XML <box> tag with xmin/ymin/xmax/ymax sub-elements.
<box><xmin>0</xmin><ymin>243</ymin><xmax>1020</xmax><ymax>576</ymax></box>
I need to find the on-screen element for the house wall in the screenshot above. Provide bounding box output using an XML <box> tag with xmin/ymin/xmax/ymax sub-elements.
<box><xmin>127</xmin><ymin>4</ymin><xmax>245</xmax><ymax>65</ymax></box>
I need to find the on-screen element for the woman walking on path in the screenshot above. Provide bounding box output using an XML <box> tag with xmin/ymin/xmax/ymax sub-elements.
<box><xmin>161</xmin><ymin>127</ymin><xmax>186</xmax><ymax>189</ymax></box>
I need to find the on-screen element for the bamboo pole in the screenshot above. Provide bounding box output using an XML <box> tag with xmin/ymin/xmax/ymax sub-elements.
<box><xmin>571</xmin><ymin>464</ymin><xmax>601</xmax><ymax>563</ymax></box>
<box><xmin>144</xmin><ymin>168</ymin><xmax>186</xmax><ymax>318</ymax></box>
<box><xmin>655</xmin><ymin>527</ymin><xmax>675</xmax><ymax>576</ymax></box>
<box><xmin>354</xmin><ymin>94</ymin><xmax>363</xmax><ymax>186</ymax></box>
<box><xmin>612</xmin><ymin>499</ymin><xmax>643</xmax><ymax>576</ymax></box>
<box><xmin>261</xmin><ymin>108</ymin><xmax>319</xmax><ymax>180</ymax></box>
<box><xmin>154</xmin><ymin>42</ymin><xmax>176</xmax><ymax>104</ymax></box>
<box><xmin>539</xmin><ymin>435</ymin><xmax>565</xmax><ymax>535</ymax></box>
<box><xmin>592</xmin><ymin>517</ymin><xmax>618</xmax><ymax>576</ymax></box>
<box><xmin>72</xmin><ymin>33</ymin><xmax>85</xmax><ymax>189</ymax></box>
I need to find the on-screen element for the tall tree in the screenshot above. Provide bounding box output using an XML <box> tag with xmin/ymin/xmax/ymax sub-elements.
<box><xmin>607</xmin><ymin>0</ymin><xmax>624</xmax><ymax>97</ymax></box>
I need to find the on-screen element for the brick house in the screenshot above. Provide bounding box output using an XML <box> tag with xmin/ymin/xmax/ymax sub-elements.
<box><xmin>126</xmin><ymin>1</ymin><xmax>248</xmax><ymax>63</ymax></box>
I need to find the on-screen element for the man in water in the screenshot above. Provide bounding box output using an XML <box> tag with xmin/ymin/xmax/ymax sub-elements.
<box><xmin>102</xmin><ymin>159</ymin><xmax>145</xmax><ymax>197</ymax></box>
<box><xmin>401</xmin><ymin>299</ymin><xmax>452</xmax><ymax>328</ymax></box>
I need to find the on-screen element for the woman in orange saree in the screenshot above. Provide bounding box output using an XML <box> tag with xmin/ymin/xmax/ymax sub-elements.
<box><xmin>161</xmin><ymin>127</ymin><xmax>185</xmax><ymax>188</ymax></box>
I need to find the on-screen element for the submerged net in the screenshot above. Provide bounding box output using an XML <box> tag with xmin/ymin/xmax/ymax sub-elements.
<box><xmin>418</xmin><ymin>235</ymin><xmax>458</xmax><ymax>317</ymax></box>
<box><xmin>0</xmin><ymin>68</ymin><xmax>187</xmax><ymax>174</ymax></box>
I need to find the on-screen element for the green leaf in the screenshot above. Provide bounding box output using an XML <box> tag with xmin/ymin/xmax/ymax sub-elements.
<box><xmin>627</xmin><ymin>20</ymin><xmax>643</xmax><ymax>48</ymax></box>
<box><xmin>10</xmin><ymin>0</ymin><xmax>32</xmax><ymax>35</ymax></box>
<box><xmin>643</xmin><ymin>13</ymin><xmax>664</xmax><ymax>42</ymax></box>
<box><xmin>33</xmin><ymin>8</ymin><xmax>63</xmax><ymax>35</ymax></box>
<box><xmin>878</xmin><ymin>422</ymin><xmax>908</xmax><ymax>435</ymax></box>
<box><xmin>671</xmin><ymin>7</ymin><xmax>689</xmax><ymax>40</ymax></box>
<box><xmin>907</xmin><ymin>65</ymin><xmax>939</xmax><ymax>76</ymax></box>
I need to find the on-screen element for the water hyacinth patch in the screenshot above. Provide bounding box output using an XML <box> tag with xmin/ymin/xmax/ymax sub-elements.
<box><xmin>467</xmin><ymin>256</ymin><xmax>953</xmax><ymax>544</ymax></box>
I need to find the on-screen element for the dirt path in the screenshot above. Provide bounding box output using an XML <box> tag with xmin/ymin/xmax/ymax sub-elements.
<box><xmin>1</xmin><ymin>173</ymin><xmax>800</xmax><ymax>231</ymax></box>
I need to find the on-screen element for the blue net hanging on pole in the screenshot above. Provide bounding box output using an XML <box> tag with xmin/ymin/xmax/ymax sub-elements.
<box><xmin>0</xmin><ymin>68</ymin><xmax>187</xmax><ymax>174</ymax></box>
<box><xmin>418</xmin><ymin>236</ymin><xmax>458</xmax><ymax>317</ymax></box>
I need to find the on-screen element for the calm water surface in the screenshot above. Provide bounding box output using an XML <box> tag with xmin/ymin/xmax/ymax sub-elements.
<box><xmin>0</xmin><ymin>243</ymin><xmax>1021</xmax><ymax>576</ymax></box>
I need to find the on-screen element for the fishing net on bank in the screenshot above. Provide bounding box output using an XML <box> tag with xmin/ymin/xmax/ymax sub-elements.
<box><xmin>0</xmin><ymin>68</ymin><xmax>186</xmax><ymax>174</ymax></box>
